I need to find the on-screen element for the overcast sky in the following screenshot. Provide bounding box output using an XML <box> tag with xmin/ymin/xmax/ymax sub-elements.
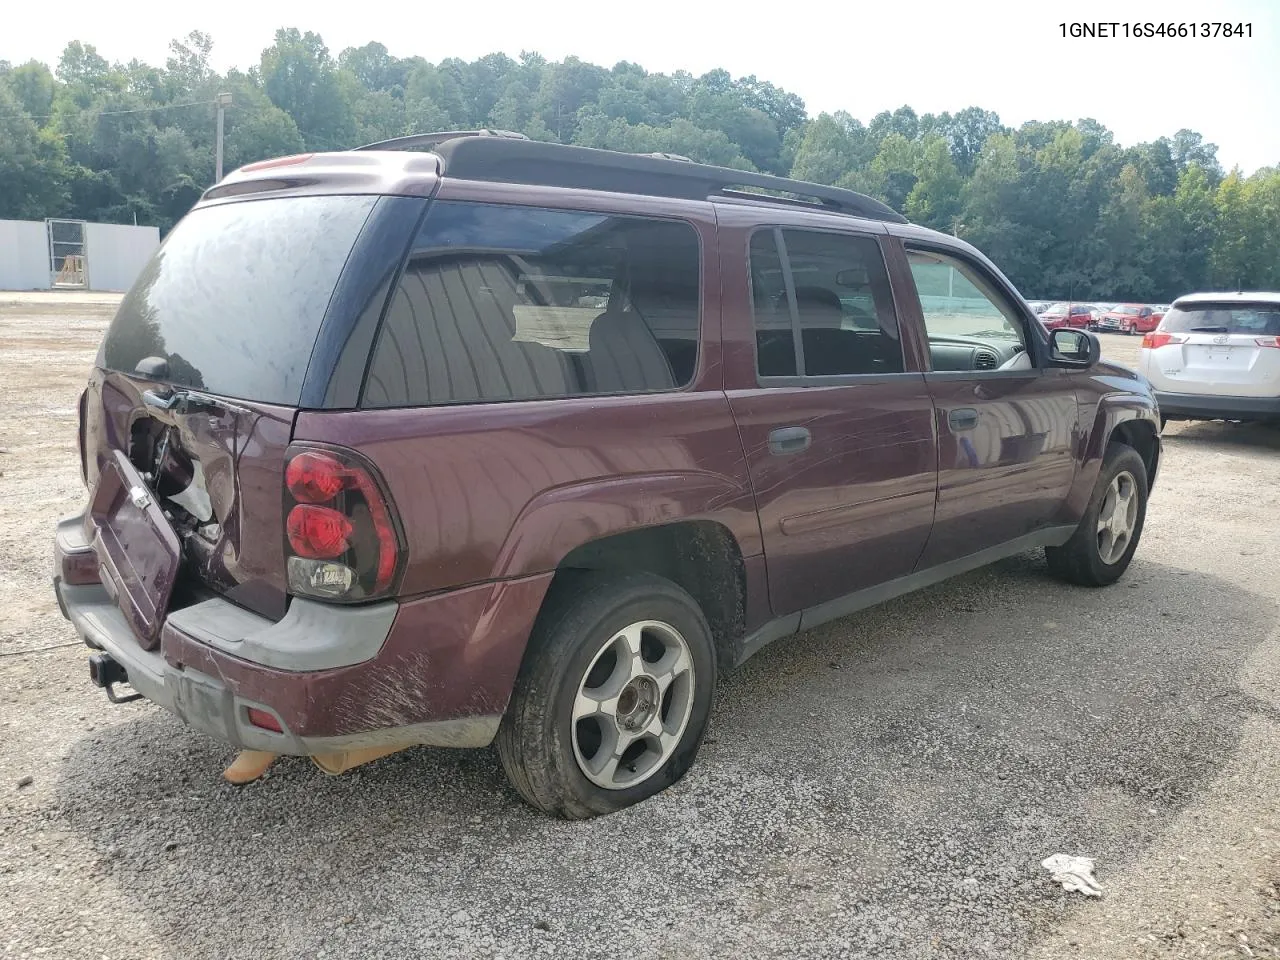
<box><xmin>3</xmin><ymin>0</ymin><xmax>1276</xmax><ymax>172</ymax></box>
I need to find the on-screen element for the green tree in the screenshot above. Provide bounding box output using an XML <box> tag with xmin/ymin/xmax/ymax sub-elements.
<box><xmin>4</xmin><ymin>61</ymin><xmax>56</xmax><ymax>121</ymax></box>
<box><xmin>852</xmin><ymin>132</ymin><xmax>919</xmax><ymax>211</ymax></box>
<box><xmin>0</xmin><ymin>84</ymin><xmax>70</xmax><ymax>218</ymax></box>
<box><xmin>1171</xmin><ymin>129</ymin><xmax>1222</xmax><ymax>182</ymax></box>
<box><xmin>1211</xmin><ymin>168</ymin><xmax>1280</xmax><ymax>289</ymax></box>
<box><xmin>260</xmin><ymin>29</ymin><xmax>354</xmax><ymax>149</ymax></box>
<box><xmin>789</xmin><ymin>112</ymin><xmax>872</xmax><ymax>185</ymax></box>
<box><xmin>905</xmin><ymin>136</ymin><xmax>963</xmax><ymax>231</ymax></box>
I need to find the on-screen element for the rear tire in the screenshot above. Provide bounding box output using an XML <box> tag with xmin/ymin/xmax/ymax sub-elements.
<box><xmin>495</xmin><ymin>571</ymin><xmax>717</xmax><ymax>819</ymax></box>
<box><xmin>1046</xmin><ymin>443</ymin><xmax>1149</xmax><ymax>587</ymax></box>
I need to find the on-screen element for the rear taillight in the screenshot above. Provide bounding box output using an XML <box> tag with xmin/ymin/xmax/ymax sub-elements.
<box><xmin>287</xmin><ymin>505</ymin><xmax>353</xmax><ymax>558</ymax></box>
<box><xmin>1141</xmin><ymin>332</ymin><xmax>1187</xmax><ymax>349</ymax></box>
<box><xmin>283</xmin><ymin>445</ymin><xmax>404</xmax><ymax>602</ymax></box>
<box><xmin>286</xmin><ymin>451</ymin><xmax>348</xmax><ymax>502</ymax></box>
<box><xmin>1254</xmin><ymin>336</ymin><xmax>1280</xmax><ymax>349</ymax></box>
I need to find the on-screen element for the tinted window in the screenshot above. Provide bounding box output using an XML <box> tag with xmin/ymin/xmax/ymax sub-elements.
<box><xmin>749</xmin><ymin>230</ymin><xmax>796</xmax><ymax>376</ymax></box>
<box><xmin>749</xmin><ymin>228</ymin><xmax>903</xmax><ymax>378</ymax></box>
<box><xmin>363</xmin><ymin>202</ymin><xmax>700</xmax><ymax>407</ymax></box>
<box><xmin>907</xmin><ymin>249</ymin><xmax>1027</xmax><ymax>348</ymax></box>
<box><xmin>1161</xmin><ymin>304</ymin><xmax>1280</xmax><ymax>335</ymax></box>
<box><xmin>101</xmin><ymin>196</ymin><xmax>377</xmax><ymax>405</ymax></box>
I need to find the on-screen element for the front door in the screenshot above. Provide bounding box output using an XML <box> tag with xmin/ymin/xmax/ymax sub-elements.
<box><xmin>892</xmin><ymin>241</ymin><xmax>1079</xmax><ymax>568</ymax></box>
<box><xmin>723</xmin><ymin>221</ymin><xmax>938</xmax><ymax>617</ymax></box>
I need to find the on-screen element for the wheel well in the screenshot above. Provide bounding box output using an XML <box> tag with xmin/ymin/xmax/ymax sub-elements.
<box><xmin>552</xmin><ymin>522</ymin><xmax>747</xmax><ymax>670</ymax></box>
<box><xmin>1110</xmin><ymin>419</ymin><xmax>1159</xmax><ymax>481</ymax></box>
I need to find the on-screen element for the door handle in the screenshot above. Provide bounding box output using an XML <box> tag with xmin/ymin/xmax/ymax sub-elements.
<box><xmin>948</xmin><ymin>407</ymin><xmax>980</xmax><ymax>432</ymax></box>
<box><xmin>768</xmin><ymin>426</ymin><xmax>812</xmax><ymax>456</ymax></box>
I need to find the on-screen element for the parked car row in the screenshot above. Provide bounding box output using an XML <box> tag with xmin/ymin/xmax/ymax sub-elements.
<box><xmin>1026</xmin><ymin>291</ymin><xmax>1280</xmax><ymax>428</ymax></box>
<box><xmin>1029</xmin><ymin>300</ymin><xmax>1172</xmax><ymax>335</ymax></box>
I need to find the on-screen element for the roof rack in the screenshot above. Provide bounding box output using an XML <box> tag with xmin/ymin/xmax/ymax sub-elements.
<box><xmin>356</xmin><ymin>131</ymin><xmax>906</xmax><ymax>224</ymax></box>
<box><xmin>354</xmin><ymin>129</ymin><xmax>530</xmax><ymax>152</ymax></box>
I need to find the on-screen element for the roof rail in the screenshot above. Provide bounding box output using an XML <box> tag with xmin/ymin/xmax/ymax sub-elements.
<box><xmin>356</xmin><ymin>132</ymin><xmax>906</xmax><ymax>224</ymax></box>
<box><xmin>354</xmin><ymin>129</ymin><xmax>530</xmax><ymax>152</ymax></box>
<box><xmin>436</xmin><ymin>137</ymin><xmax>906</xmax><ymax>223</ymax></box>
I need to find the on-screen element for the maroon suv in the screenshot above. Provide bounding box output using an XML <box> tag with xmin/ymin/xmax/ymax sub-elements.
<box><xmin>54</xmin><ymin>130</ymin><xmax>1161</xmax><ymax>818</ymax></box>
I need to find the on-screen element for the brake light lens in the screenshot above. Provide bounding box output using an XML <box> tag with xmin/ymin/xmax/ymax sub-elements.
<box><xmin>286</xmin><ymin>451</ymin><xmax>348</xmax><ymax>503</ymax></box>
<box><xmin>287</xmin><ymin>505</ymin><xmax>353</xmax><ymax>558</ymax></box>
<box><xmin>283</xmin><ymin>445</ymin><xmax>403</xmax><ymax>602</ymax></box>
<box><xmin>1141</xmin><ymin>332</ymin><xmax>1187</xmax><ymax>349</ymax></box>
<box><xmin>1255</xmin><ymin>336</ymin><xmax>1280</xmax><ymax>348</ymax></box>
<box><xmin>240</xmin><ymin>153</ymin><xmax>315</xmax><ymax>172</ymax></box>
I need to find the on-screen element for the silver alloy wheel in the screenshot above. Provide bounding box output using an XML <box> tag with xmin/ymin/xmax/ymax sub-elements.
<box><xmin>571</xmin><ymin>620</ymin><xmax>695</xmax><ymax>790</ymax></box>
<box><xmin>1096</xmin><ymin>470</ymin><xmax>1139</xmax><ymax>564</ymax></box>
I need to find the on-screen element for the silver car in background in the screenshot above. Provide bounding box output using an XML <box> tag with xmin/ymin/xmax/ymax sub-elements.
<box><xmin>1140</xmin><ymin>292</ymin><xmax>1280</xmax><ymax>425</ymax></box>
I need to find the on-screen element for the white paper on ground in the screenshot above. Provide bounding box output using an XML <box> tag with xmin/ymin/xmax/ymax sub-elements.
<box><xmin>1041</xmin><ymin>854</ymin><xmax>1103</xmax><ymax>897</ymax></box>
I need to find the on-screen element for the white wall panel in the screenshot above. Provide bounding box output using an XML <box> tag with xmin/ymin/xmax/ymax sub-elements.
<box><xmin>0</xmin><ymin>219</ymin><xmax>54</xmax><ymax>290</ymax></box>
<box><xmin>84</xmin><ymin>222</ymin><xmax>160</xmax><ymax>292</ymax></box>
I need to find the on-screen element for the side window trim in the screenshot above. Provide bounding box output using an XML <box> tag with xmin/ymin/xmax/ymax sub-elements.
<box><xmin>751</xmin><ymin>224</ymin><xmax>910</xmax><ymax>385</ymax></box>
<box><xmin>903</xmin><ymin>240</ymin><xmax>1045</xmax><ymax>373</ymax></box>
<box><xmin>772</xmin><ymin>227</ymin><xmax>806</xmax><ymax>378</ymax></box>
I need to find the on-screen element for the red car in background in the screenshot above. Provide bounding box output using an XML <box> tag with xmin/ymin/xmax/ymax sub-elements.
<box><xmin>1038</xmin><ymin>302</ymin><xmax>1094</xmax><ymax>330</ymax></box>
<box><xmin>1097</xmin><ymin>304</ymin><xmax>1163</xmax><ymax>335</ymax></box>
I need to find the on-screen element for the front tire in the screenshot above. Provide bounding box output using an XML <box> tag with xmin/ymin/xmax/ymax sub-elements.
<box><xmin>496</xmin><ymin>571</ymin><xmax>717</xmax><ymax>819</ymax></box>
<box><xmin>1046</xmin><ymin>443</ymin><xmax>1149</xmax><ymax>587</ymax></box>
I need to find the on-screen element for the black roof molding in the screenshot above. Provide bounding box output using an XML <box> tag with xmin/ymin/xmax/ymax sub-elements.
<box><xmin>355</xmin><ymin>129</ymin><xmax>531</xmax><ymax>152</ymax></box>
<box><xmin>356</xmin><ymin>130</ymin><xmax>907</xmax><ymax>224</ymax></box>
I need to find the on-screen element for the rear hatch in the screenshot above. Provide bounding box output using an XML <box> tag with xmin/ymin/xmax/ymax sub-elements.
<box><xmin>82</xmin><ymin>193</ymin><xmax>382</xmax><ymax>629</ymax></box>
<box><xmin>1145</xmin><ymin>302</ymin><xmax>1280</xmax><ymax>397</ymax></box>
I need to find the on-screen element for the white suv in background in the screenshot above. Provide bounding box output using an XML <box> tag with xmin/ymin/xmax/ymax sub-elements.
<box><xmin>1140</xmin><ymin>292</ymin><xmax>1280</xmax><ymax>425</ymax></box>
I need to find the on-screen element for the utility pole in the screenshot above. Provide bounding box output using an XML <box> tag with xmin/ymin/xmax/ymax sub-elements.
<box><xmin>215</xmin><ymin>92</ymin><xmax>233</xmax><ymax>182</ymax></box>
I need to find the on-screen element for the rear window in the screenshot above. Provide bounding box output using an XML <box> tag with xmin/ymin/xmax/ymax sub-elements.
<box><xmin>100</xmin><ymin>195</ymin><xmax>377</xmax><ymax>405</ymax></box>
<box><xmin>362</xmin><ymin>201</ymin><xmax>701</xmax><ymax>407</ymax></box>
<box><xmin>1162</xmin><ymin>304</ymin><xmax>1280</xmax><ymax>335</ymax></box>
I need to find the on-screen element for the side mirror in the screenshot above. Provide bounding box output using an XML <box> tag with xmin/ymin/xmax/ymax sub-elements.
<box><xmin>1048</xmin><ymin>328</ymin><xmax>1100</xmax><ymax>368</ymax></box>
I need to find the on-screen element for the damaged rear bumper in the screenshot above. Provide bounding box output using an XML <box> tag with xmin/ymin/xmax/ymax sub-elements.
<box><xmin>53</xmin><ymin>511</ymin><xmax>528</xmax><ymax>756</ymax></box>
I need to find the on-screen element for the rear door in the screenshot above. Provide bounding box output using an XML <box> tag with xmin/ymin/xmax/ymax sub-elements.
<box><xmin>1145</xmin><ymin>302</ymin><xmax>1280</xmax><ymax>397</ymax></box>
<box><xmin>722</xmin><ymin>217</ymin><xmax>937</xmax><ymax>616</ymax></box>
<box><xmin>892</xmin><ymin>240</ymin><xmax>1079</xmax><ymax>567</ymax></box>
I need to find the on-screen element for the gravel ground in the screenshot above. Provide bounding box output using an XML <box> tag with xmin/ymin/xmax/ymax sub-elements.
<box><xmin>2</xmin><ymin>294</ymin><xmax>1278</xmax><ymax>959</ymax></box>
